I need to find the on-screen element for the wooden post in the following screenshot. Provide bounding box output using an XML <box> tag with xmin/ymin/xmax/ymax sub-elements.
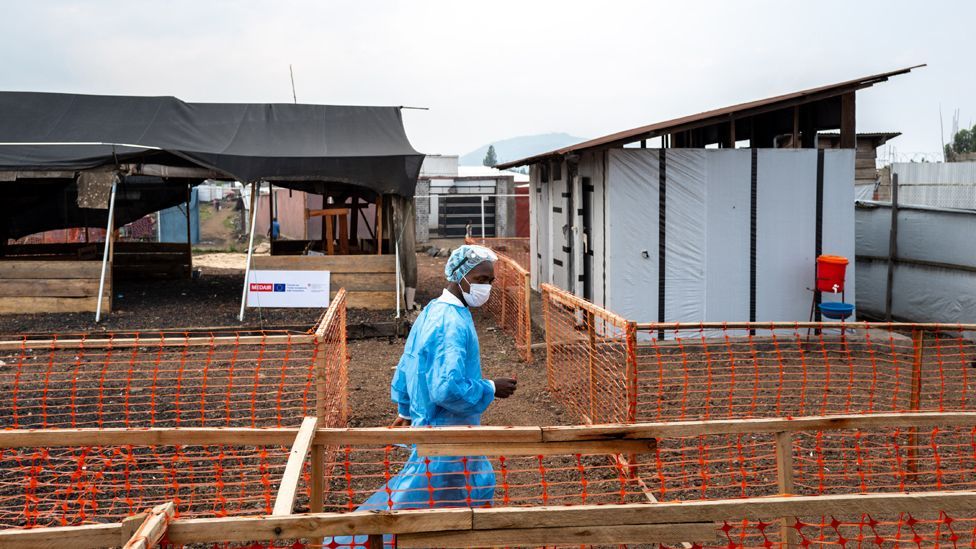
<box><xmin>775</xmin><ymin>431</ymin><xmax>799</xmax><ymax>548</ymax></box>
<box><xmin>350</xmin><ymin>197</ymin><xmax>359</xmax><ymax>248</ymax></box>
<box><xmin>375</xmin><ymin>194</ymin><xmax>384</xmax><ymax>255</ymax></box>
<box><xmin>524</xmin><ymin>271</ymin><xmax>533</xmax><ymax>363</ymax></box>
<box><xmin>885</xmin><ymin>173</ymin><xmax>899</xmax><ymax>321</ymax></box>
<box><xmin>500</xmin><ymin>265</ymin><xmax>508</xmax><ymax>327</ymax></box>
<box><xmin>310</xmin><ymin>442</ymin><xmax>324</xmax><ymax>548</ymax></box>
<box><xmin>792</xmin><ymin>107</ymin><xmax>800</xmax><ymax>149</ymax></box>
<box><xmin>122</xmin><ymin>501</ymin><xmax>175</xmax><ymax>549</ymax></box>
<box><xmin>338</xmin><ymin>212</ymin><xmax>349</xmax><ymax>254</ymax></box>
<box><xmin>543</xmin><ymin>289</ymin><xmax>554</xmax><ymax>391</ymax></box>
<box><xmin>729</xmin><ymin>119</ymin><xmax>736</xmax><ymax>148</ymax></box>
<box><xmin>625</xmin><ymin>322</ymin><xmax>638</xmax><ymax>424</ymax></box>
<box><xmin>367</xmin><ymin>534</ymin><xmax>384</xmax><ymax>549</ymax></box>
<box><xmin>587</xmin><ymin>310</ymin><xmax>597</xmax><ymax>423</ymax></box>
<box><xmin>272</xmin><ymin>416</ymin><xmax>319</xmax><ymax>516</ymax></box>
<box><xmin>324</xmin><ymin>212</ymin><xmax>335</xmax><ymax>255</ymax></box>
<box><xmin>907</xmin><ymin>328</ymin><xmax>924</xmax><ymax>478</ymax></box>
<box><xmin>840</xmin><ymin>92</ymin><xmax>856</xmax><ymax>149</ymax></box>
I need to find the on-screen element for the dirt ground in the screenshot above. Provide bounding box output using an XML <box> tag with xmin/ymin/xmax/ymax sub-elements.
<box><xmin>346</xmin><ymin>251</ymin><xmax>568</xmax><ymax>428</ymax></box>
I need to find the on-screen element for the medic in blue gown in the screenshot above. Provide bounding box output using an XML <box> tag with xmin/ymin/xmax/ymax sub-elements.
<box><xmin>324</xmin><ymin>245</ymin><xmax>518</xmax><ymax>547</ymax></box>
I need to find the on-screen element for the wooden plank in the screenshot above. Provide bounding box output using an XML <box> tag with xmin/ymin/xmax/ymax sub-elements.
<box><xmin>310</xmin><ymin>443</ymin><xmax>325</xmax><ymax>549</ymax></box>
<box><xmin>541</xmin><ymin>412</ymin><xmax>976</xmax><ymax>441</ymax></box>
<box><xmin>375</xmin><ymin>194</ymin><xmax>383</xmax><ymax>255</ymax></box>
<box><xmin>0</xmin><ymin>332</ymin><xmax>314</xmax><ymax>352</ymax></box>
<box><xmin>416</xmin><ymin>439</ymin><xmax>656</xmax><ymax>457</ymax></box>
<box><xmin>273</xmin><ymin>417</ymin><xmax>319</xmax><ymax>516</ymax></box>
<box><xmin>0</xmin><ymin>278</ymin><xmax>100</xmax><ymax>298</ymax></box>
<box><xmin>119</xmin><ymin>513</ymin><xmax>147</xmax><ymax>546</ymax></box>
<box><xmin>252</xmin><ymin>255</ymin><xmax>395</xmax><ymax>273</ymax></box>
<box><xmin>397</xmin><ymin>523</ymin><xmax>717</xmax><ymax>548</ymax></box>
<box><xmin>0</xmin><ymin>296</ymin><xmax>110</xmax><ymax>314</ymax></box>
<box><xmin>840</xmin><ymin>92</ymin><xmax>856</xmax><ymax>148</ymax></box>
<box><xmin>328</xmin><ymin>273</ymin><xmax>395</xmax><ymax>292</ymax></box>
<box><xmin>472</xmin><ymin>491</ymin><xmax>976</xmax><ymax>530</ymax></box>
<box><xmin>0</xmin><ymin>260</ymin><xmax>103</xmax><ymax>278</ymax></box>
<box><xmin>344</xmin><ymin>290</ymin><xmax>396</xmax><ymax>310</ymax></box>
<box><xmin>367</xmin><ymin>534</ymin><xmax>384</xmax><ymax>549</ymax></box>
<box><xmin>775</xmin><ymin>432</ymin><xmax>798</xmax><ymax>548</ymax></box>
<box><xmin>0</xmin><ymin>522</ymin><xmax>121</xmax><ymax>549</ymax></box>
<box><xmin>307</xmin><ymin>208</ymin><xmax>354</xmax><ymax>217</ymax></box>
<box><xmin>122</xmin><ymin>501</ymin><xmax>175</xmax><ymax>549</ymax></box>
<box><xmin>315</xmin><ymin>426</ymin><xmax>542</xmax><ymax>446</ymax></box>
<box><xmin>0</xmin><ymin>427</ymin><xmax>299</xmax><ymax>448</ymax></box>
<box><xmin>166</xmin><ymin>508</ymin><xmax>473</xmax><ymax>544</ymax></box>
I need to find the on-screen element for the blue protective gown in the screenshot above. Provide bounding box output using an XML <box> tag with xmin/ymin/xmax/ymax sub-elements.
<box><xmin>325</xmin><ymin>296</ymin><xmax>496</xmax><ymax>548</ymax></box>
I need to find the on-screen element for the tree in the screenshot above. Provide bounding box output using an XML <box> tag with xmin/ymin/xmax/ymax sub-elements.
<box><xmin>945</xmin><ymin>124</ymin><xmax>976</xmax><ymax>161</ymax></box>
<box><xmin>483</xmin><ymin>145</ymin><xmax>498</xmax><ymax>167</ymax></box>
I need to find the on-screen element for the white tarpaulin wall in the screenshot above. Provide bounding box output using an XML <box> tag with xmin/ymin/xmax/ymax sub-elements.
<box><xmin>855</xmin><ymin>202</ymin><xmax>976</xmax><ymax>332</ymax></box>
<box><xmin>544</xmin><ymin>148</ymin><xmax>858</xmax><ymax>327</ymax></box>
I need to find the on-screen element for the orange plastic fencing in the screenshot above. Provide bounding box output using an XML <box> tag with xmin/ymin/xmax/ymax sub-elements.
<box><xmin>0</xmin><ymin>290</ymin><xmax>349</xmax><ymax>528</ymax></box>
<box><xmin>478</xmin><ymin>253</ymin><xmax>532</xmax><ymax>363</ymax></box>
<box><xmin>541</xmin><ymin>283</ymin><xmax>976</xmax><ymax>425</ymax></box>
<box><xmin>464</xmin><ymin>236</ymin><xmax>533</xmax><ymax>363</ymax></box>
<box><xmin>466</xmin><ymin>236</ymin><xmax>530</xmax><ymax>272</ymax></box>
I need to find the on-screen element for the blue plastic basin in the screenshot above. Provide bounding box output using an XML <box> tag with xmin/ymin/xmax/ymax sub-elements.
<box><xmin>819</xmin><ymin>302</ymin><xmax>855</xmax><ymax>320</ymax></box>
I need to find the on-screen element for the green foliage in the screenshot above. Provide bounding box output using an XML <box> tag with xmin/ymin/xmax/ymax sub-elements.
<box><xmin>483</xmin><ymin>145</ymin><xmax>498</xmax><ymax>167</ymax></box>
<box><xmin>945</xmin><ymin>124</ymin><xmax>976</xmax><ymax>161</ymax></box>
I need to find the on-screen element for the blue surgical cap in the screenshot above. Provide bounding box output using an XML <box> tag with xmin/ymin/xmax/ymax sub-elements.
<box><xmin>445</xmin><ymin>245</ymin><xmax>497</xmax><ymax>282</ymax></box>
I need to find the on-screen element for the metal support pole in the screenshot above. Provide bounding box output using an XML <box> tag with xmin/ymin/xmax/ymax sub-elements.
<box><xmin>94</xmin><ymin>181</ymin><xmax>118</xmax><ymax>323</ymax></box>
<box><xmin>239</xmin><ymin>181</ymin><xmax>261</xmax><ymax>322</ymax></box>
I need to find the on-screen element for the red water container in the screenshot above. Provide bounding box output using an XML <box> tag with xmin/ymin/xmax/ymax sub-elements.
<box><xmin>816</xmin><ymin>255</ymin><xmax>849</xmax><ymax>293</ymax></box>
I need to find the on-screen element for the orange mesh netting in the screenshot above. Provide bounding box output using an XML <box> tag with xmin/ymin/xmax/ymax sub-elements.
<box><xmin>475</xmin><ymin>252</ymin><xmax>532</xmax><ymax>362</ymax></box>
<box><xmin>541</xmin><ymin>283</ymin><xmax>976</xmax><ymax>425</ymax></box>
<box><xmin>466</xmin><ymin>236</ymin><xmax>531</xmax><ymax>272</ymax></box>
<box><xmin>0</xmin><ymin>291</ymin><xmax>349</xmax><ymax>528</ymax></box>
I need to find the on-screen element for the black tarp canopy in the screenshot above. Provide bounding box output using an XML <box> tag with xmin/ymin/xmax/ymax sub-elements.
<box><xmin>0</xmin><ymin>91</ymin><xmax>424</xmax><ymax>239</ymax></box>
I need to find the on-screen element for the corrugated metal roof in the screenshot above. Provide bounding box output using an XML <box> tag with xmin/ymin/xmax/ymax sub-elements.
<box><xmin>496</xmin><ymin>65</ymin><xmax>923</xmax><ymax>169</ymax></box>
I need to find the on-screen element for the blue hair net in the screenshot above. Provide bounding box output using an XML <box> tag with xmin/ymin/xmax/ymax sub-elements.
<box><xmin>444</xmin><ymin>245</ymin><xmax>497</xmax><ymax>282</ymax></box>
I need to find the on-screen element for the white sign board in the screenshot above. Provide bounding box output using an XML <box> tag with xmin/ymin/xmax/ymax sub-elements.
<box><xmin>246</xmin><ymin>270</ymin><xmax>331</xmax><ymax>308</ymax></box>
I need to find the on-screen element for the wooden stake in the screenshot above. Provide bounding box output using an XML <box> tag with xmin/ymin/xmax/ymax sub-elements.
<box><xmin>375</xmin><ymin>194</ymin><xmax>384</xmax><ymax>255</ymax></box>
<box><xmin>587</xmin><ymin>310</ymin><xmax>597</xmax><ymax>422</ymax></box>
<box><xmin>273</xmin><ymin>416</ymin><xmax>319</xmax><ymax>516</ymax></box>
<box><xmin>122</xmin><ymin>501</ymin><xmax>175</xmax><ymax>549</ymax></box>
<box><xmin>524</xmin><ymin>271</ymin><xmax>533</xmax><ymax>362</ymax></box>
<box><xmin>775</xmin><ymin>431</ymin><xmax>798</xmax><ymax>548</ymax></box>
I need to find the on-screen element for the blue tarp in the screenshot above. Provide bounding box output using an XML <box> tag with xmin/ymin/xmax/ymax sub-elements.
<box><xmin>158</xmin><ymin>188</ymin><xmax>199</xmax><ymax>244</ymax></box>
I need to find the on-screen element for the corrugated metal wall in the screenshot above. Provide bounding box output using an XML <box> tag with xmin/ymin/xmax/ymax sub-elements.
<box><xmin>891</xmin><ymin>162</ymin><xmax>976</xmax><ymax>209</ymax></box>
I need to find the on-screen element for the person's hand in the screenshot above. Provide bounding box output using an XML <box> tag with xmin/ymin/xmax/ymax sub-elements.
<box><xmin>391</xmin><ymin>417</ymin><xmax>411</xmax><ymax>427</ymax></box>
<box><xmin>493</xmin><ymin>377</ymin><xmax>517</xmax><ymax>398</ymax></box>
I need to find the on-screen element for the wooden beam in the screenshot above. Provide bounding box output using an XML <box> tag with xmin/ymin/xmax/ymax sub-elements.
<box><xmin>792</xmin><ymin>106</ymin><xmax>800</xmax><ymax>148</ymax></box>
<box><xmin>775</xmin><ymin>432</ymin><xmax>798</xmax><ymax>548</ymax></box>
<box><xmin>541</xmin><ymin>412</ymin><xmax>976</xmax><ymax>441</ymax></box>
<box><xmin>472</xmin><ymin>491</ymin><xmax>976</xmax><ymax>530</ymax></box>
<box><xmin>416</xmin><ymin>439</ymin><xmax>656</xmax><ymax>457</ymax></box>
<box><xmin>314</xmin><ymin>425</ymin><xmax>542</xmax><ymax>446</ymax></box>
<box><xmin>273</xmin><ymin>416</ymin><xmax>319</xmax><ymax>516</ymax></box>
<box><xmin>4</xmin><ymin>412</ymin><xmax>975</xmax><ymax>451</ymax></box>
<box><xmin>0</xmin><ymin>427</ymin><xmax>299</xmax><ymax>448</ymax></box>
<box><xmin>0</xmin><ymin>332</ymin><xmax>314</xmax><ymax>352</ymax></box>
<box><xmin>375</xmin><ymin>194</ymin><xmax>383</xmax><ymax>255</ymax></box>
<box><xmin>840</xmin><ymin>91</ymin><xmax>856</xmax><ymax>148</ymax></box>
<box><xmin>397</xmin><ymin>523</ymin><xmax>718</xmax><ymax>548</ymax></box>
<box><xmin>0</xmin><ymin>523</ymin><xmax>122</xmax><ymax>549</ymax></box>
<box><xmin>166</xmin><ymin>509</ymin><xmax>473</xmax><ymax>544</ymax></box>
<box><xmin>122</xmin><ymin>501</ymin><xmax>176</xmax><ymax>549</ymax></box>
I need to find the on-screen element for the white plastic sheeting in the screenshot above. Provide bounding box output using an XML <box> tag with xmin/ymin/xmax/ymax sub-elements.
<box><xmin>891</xmin><ymin>162</ymin><xmax>976</xmax><ymax>210</ymax></box>
<box><xmin>605</xmin><ymin>150</ymin><xmax>659</xmax><ymax>321</ymax></box>
<box><xmin>855</xmin><ymin>202</ymin><xmax>976</xmax><ymax>329</ymax></box>
<box><xmin>573</xmin><ymin>148</ymin><xmax>854</xmax><ymax>325</ymax></box>
<box><xmin>703</xmin><ymin>151</ymin><xmax>751</xmax><ymax>322</ymax></box>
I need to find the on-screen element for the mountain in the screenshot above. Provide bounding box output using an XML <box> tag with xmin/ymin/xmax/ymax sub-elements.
<box><xmin>460</xmin><ymin>133</ymin><xmax>587</xmax><ymax>166</ymax></box>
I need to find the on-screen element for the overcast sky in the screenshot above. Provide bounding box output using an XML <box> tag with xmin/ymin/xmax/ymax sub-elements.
<box><xmin>3</xmin><ymin>0</ymin><xmax>971</xmax><ymax>159</ymax></box>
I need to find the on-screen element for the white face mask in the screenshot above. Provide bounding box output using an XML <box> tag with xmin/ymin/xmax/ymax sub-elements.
<box><xmin>461</xmin><ymin>276</ymin><xmax>492</xmax><ymax>307</ymax></box>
